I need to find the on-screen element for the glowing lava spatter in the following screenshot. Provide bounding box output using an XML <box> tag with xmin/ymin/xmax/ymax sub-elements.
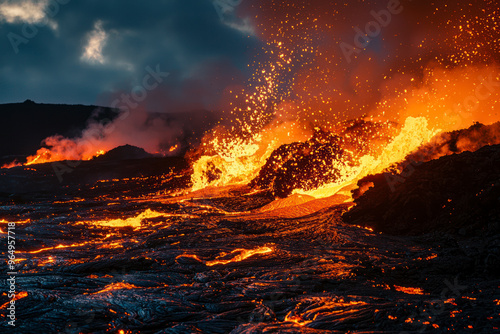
<box><xmin>293</xmin><ymin>116</ymin><xmax>440</xmax><ymax>199</ymax></box>
<box><xmin>190</xmin><ymin>1</ymin><xmax>500</xmax><ymax>198</ymax></box>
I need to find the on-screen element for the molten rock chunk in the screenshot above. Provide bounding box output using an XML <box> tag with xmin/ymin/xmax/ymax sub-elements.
<box><xmin>251</xmin><ymin>129</ymin><xmax>351</xmax><ymax>197</ymax></box>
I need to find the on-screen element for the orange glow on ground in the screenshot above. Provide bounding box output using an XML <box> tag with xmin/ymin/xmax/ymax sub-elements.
<box><xmin>0</xmin><ymin>292</ymin><xmax>28</xmax><ymax>309</ymax></box>
<box><xmin>92</xmin><ymin>282</ymin><xmax>138</xmax><ymax>295</ymax></box>
<box><xmin>87</xmin><ymin>209</ymin><xmax>166</xmax><ymax>229</ymax></box>
<box><xmin>284</xmin><ymin>312</ymin><xmax>313</xmax><ymax>326</ymax></box>
<box><xmin>393</xmin><ymin>285</ymin><xmax>426</xmax><ymax>295</ymax></box>
<box><xmin>27</xmin><ymin>242</ymin><xmax>89</xmax><ymax>254</ymax></box>
<box><xmin>206</xmin><ymin>246</ymin><xmax>273</xmax><ymax>266</ymax></box>
<box><xmin>0</xmin><ymin>219</ymin><xmax>31</xmax><ymax>225</ymax></box>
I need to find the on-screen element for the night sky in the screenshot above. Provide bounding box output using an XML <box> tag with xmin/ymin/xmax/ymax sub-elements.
<box><xmin>0</xmin><ymin>0</ymin><xmax>260</xmax><ymax>112</ymax></box>
<box><xmin>1</xmin><ymin>0</ymin><xmax>499</xmax><ymax>123</ymax></box>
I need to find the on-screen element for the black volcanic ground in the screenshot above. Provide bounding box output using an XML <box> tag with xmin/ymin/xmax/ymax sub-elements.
<box><xmin>0</xmin><ymin>141</ymin><xmax>499</xmax><ymax>333</ymax></box>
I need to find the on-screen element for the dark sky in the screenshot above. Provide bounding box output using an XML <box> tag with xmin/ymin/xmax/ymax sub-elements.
<box><xmin>1</xmin><ymin>0</ymin><xmax>499</xmax><ymax>159</ymax></box>
<box><xmin>1</xmin><ymin>0</ymin><xmax>498</xmax><ymax>119</ymax></box>
<box><xmin>0</xmin><ymin>0</ymin><xmax>260</xmax><ymax>112</ymax></box>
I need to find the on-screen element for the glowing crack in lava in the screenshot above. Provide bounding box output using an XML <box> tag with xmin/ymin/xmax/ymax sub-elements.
<box><xmin>88</xmin><ymin>209</ymin><xmax>167</xmax><ymax>229</ymax></box>
<box><xmin>206</xmin><ymin>247</ymin><xmax>273</xmax><ymax>266</ymax></box>
<box><xmin>91</xmin><ymin>282</ymin><xmax>139</xmax><ymax>295</ymax></box>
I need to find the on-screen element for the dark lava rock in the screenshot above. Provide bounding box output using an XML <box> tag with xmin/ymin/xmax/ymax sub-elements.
<box><xmin>251</xmin><ymin>129</ymin><xmax>350</xmax><ymax>198</ymax></box>
<box><xmin>343</xmin><ymin>144</ymin><xmax>500</xmax><ymax>236</ymax></box>
<box><xmin>250</xmin><ymin>120</ymin><xmax>396</xmax><ymax>198</ymax></box>
<box><xmin>401</xmin><ymin>121</ymin><xmax>500</xmax><ymax>166</ymax></box>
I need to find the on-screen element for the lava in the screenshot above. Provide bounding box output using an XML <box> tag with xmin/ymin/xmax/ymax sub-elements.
<box><xmin>92</xmin><ymin>282</ymin><xmax>139</xmax><ymax>295</ymax></box>
<box><xmin>88</xmin><ymin>209</ymin><xmax>167</xmax><ymax>229</ymax></box>
<box><xmin>393</xmin><ymin>285</ymin><xmax>426</xmax><ymax>295</ymax></box>
<box><xmin>206</xmin><ymin>246</ymin><xmax>273</xmax><ymax>266</ymax></box>
<box><xmin>26</xmin><ymin>242</ymin><xmax>90</xmax><ymax>254</ymax></box>
<box><xmin>22</xmin><ymin>136</ymin><xmax>110</xmax><ymax>166</ymax></box>
<box><xmin>38</xmin><ymin>256</ymin><xmax>56</xmax><ymax>267</ymax></box>
<box><xmin>0</xmin><ymin>292</ymin><xmax>28</xmax><ymax>310</ymax></box>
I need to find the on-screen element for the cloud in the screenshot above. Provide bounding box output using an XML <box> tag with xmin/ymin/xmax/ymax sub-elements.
<box><xmin>223</xmin><ymin>17</ymin><xmax>255</xmax><ymax>36</ymax></box>
<box><xmin>0</xmin><ymin>0</ymin><xmax>57</xmax><ymax>30</ymax></box>
<box><xmin>0</xmin><ymin>0</ymin><xmax>260</xmax><ymax>106</ymax></box>
<box><xmin>81</xmin><ymin>20</ymin><xmax>107</xmax><ymax>64</ymax></box>
<box><xmin>211</xmin><ymin>0</ymin><xmax>255</xmax><ymax>36</ymax></box>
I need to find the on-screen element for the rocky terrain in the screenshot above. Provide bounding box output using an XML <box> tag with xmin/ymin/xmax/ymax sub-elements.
<box><xmin>1</xmin><ymin>142</ymin><xmax>499</xmax><ymax>333</ymax></box>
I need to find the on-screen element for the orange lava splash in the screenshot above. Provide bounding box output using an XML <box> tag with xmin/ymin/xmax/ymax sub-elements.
<box><xmin>293</xmin><ymin>116</ymin><xmax>439</xmax><ymax>199</ymax></box>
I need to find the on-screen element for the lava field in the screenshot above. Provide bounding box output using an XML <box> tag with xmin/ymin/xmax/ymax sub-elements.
<box><xmin>1</xmin><ymin>145</ymin><xmax>499</xmax><ymax>333</ymax></box>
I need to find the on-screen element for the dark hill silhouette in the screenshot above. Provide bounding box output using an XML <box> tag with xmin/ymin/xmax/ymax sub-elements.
<box><xmin>93</xmin><ymin>144</ymin><xmax>157</xmax><ymax>161</ymax></box>
<box><xmin>0</xmin><ymin>100</ymin><xmax>119</xmax><ymax>163</ymax></box>
<box><xmin>0</xmin><ymin>100</ymin><xmax>221</xmax><ymax>165</ymax></box>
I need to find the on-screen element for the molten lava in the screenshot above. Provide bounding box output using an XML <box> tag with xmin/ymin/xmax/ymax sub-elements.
<box><xmin>206</xmin><ymin>246</ymin><xmax>273</xmax><ymax>266</ymax></box>
<box><xmin>92</xmin><ymin>282</ymin><xmax>138</xmax><ymax>295</ymax></box>
<box><xmin>0</xmin><ymin>292</ymin><xmax>28</xmax><ymax>310</ymax></box>
<box><xmin>89</xmin><ymin>209</ymin><xmax>166</xmax><ymax>229</ymax></box>
<box><xmin>27</xmin><ymin>242</ymin><xmax>89</xmax><ymax>254</ymax></box>
<box><xmin>23</xmin><ymin>136</ymin><xmax>109</xmax><ymax>166</ymax></box>
<box><xmin>393</xmin><ymin>285</ymin><xmax>426</xmax><ymax>295</ymax></box>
